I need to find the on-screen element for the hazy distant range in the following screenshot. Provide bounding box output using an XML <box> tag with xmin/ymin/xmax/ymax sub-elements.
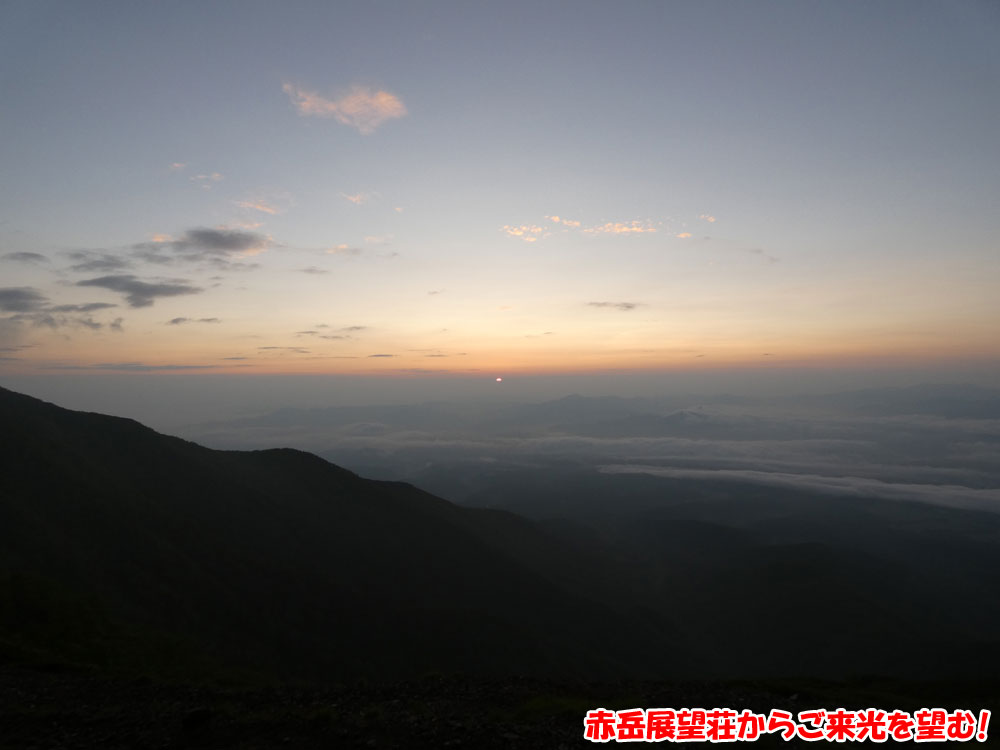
<box><xmin>181</xmin><ymin>383</ymin><xmax>1000</xmax><ymax>518</ymax></box>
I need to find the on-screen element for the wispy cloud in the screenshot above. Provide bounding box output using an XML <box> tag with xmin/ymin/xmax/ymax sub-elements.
<box><xmin>9</xmin><ymin>313</ymin><xmax>104</xmax><ymax>331</ymax></box>
<box><xmin>65</xmin><ymin>251</ymin><xmax>131</xmax><ymax>273</ymax></box>
<box><xmin>297</xmin><ymin>329</ymin><xmax>349</xmax><ymax>340</ymax></box>
<box><xmin>167</xmin><ymin>317</ymin><xmax>220</xmax><ymax>325</ymax></box>
<box><xmin>77</xmin><ymin>275</ymin><xmax>203</xmax><ymax>308</ymax></box>
<box><xmin>699</xmin><ymin>213</ymin><xmax>717</xmax><ymax>223</ymax></box>
<box><xmin>585</xmin><ymin>220</ymin><xmax>657</xmax><ymax>235</ymax></box>
<box><xmin>258</xmin><ymin>346</ymin><xmax>310</xmax><ymax>354</ymax></box>
<box><xmin>327</xmin><ymin>244</ymin><xmax>362</xmax><ymax>256</ymax></box>
<box><xmin>502</xmin><ymin>224</ymin><xmax>546</xmax><ymax>242</ymax></box>
<box><xmin>0</xmin><ymin>286</ymin><xmax>119</xmax><ymax>331</ymax></box>
<box><xmin>1</xmin><ymin>252</ymin><xmax>48</xmax><ymax>265</ymax></box>
<box><xmin>49</xmin><ymin>302</ymin><xmax>117</xmax><ymax>313</ymax></box>
<box><xmin>168</xmin><ymin>162</ymin><xmax>187</xmax><ymax>172</ymax></box>
<box><xmin>0</xmin><ymin>287</ymin><xmax>48</xmax><ymax>312</ymax></box>
<box><xmin>283</xmin><ymin>83</ymin><xmax>407</xmax><ymax>134</ymax></box>
<box><xmin>190</xmin><ymin>172</ymin><xmax>224</xmax><ymax>189</ymax></box>
<box><xmin>747</xmin><ymin>247</ymin><xmax>779</xmax><ymax>263</ymax></box>
<box><xmin>368</xmin><ymin>353</ymin><xmax>395</xmax><ymax>358</ymax></box>
<box><xmin>339</xmin><ymin>192</ymin><xmax>374</xmax><ymax>205</ymax></box>
<box><xmin>599</xmin><ymin>465</ymin><xmax>1000</xmax><ymax>512</ymax></box>
<box><xmin>587</xmin><ymin>301</ymin><xmax>641</xmax><ymax>311</ymax></box>
<box><xmin>676</xmin><ymin>232</ymin><xmax>692</xmax><ymax>239</ymax></box>
<box><xmin>299</xmin><ymin>266</ymin><xmax>330</xmax><ymax>275</ymax></box>
<box><xmin>546</xmin><ymin>215</ymin><xmax>581</xmax><ymax>228</ymax></box>
<box><xmin>52</xmin><ymin>361</ymin><xmax>215</xmax><ymax>372</ymax></box>
<box><xmin>236</xmin><ymin>199</ymin><xmax>282</xmax><ymax>215</ymax></box>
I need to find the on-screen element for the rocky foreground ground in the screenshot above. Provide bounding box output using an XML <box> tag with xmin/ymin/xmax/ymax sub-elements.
<box><xmin>3</xmin><ymin>665</ymin><xmax>998</xmax><ymax>749</ymax></box>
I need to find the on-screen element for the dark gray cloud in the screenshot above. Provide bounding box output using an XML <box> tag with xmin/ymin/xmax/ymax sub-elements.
<box><xmin>133</xmin><ymin>228</ymin><xmax>270</xmax><ymax>268</ymax></box>
<box><xmin>65</xmin><ymin>251</ymin><xmax>131</xmax><ymax>273</ymax></box>
<box><xmin>1</xmin><ymin>252</ymin><xmax>48</xmax><ymax>264</ymax></box>
<box><xmin>9</xmin><ymin>313</ymin><xmax>105</xmax><ymax>330</ymax></box>
<box><xmin>110</xmin><ymin>317</ymin><xmax>124</xmax><ymax>332</ymax></box>
<box><xmin>342</xmin><ymin>325</ymin><xmax>367</xmax><ymax>332</ymax></box>
<box><xmin>368</xmin><ymin>353</ymin><xmax>395</xmax><ymax>358</ymax></box>
<box><xmin>587</xmin><ymin>301</ymin><xmax>640</xmax><ymax>311</ymax></box>
<box><xmin>49</xmin><ymin>302</ymin><xmax>117</xmax><ymax>313</ymax></box>
<box><xmin>0</xmin><ymin>287</ymin><xmax>48</xmax><ymax>312</ymax></box>
<box><xmin>0</xmin><ymin>286</ymin><xmax>119</xmax><ymax>331</ymax></box>
<box><xmin>76</xmin><ymin>275</ymin><xmax>202</xmax><ymax>307</ymax></box>
<box><xmin>297</xmin><ymin>328</ymin><xmax>354</xmax><ymax>340</ymax></box>
<box><xmin>168</xmin><ymin>317</ymin><xmax>220</xmax><ymax>325</ymax></box>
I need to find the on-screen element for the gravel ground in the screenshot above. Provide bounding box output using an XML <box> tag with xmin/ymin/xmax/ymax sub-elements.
<box><xmin>2</xmin><ymin>665</ymin><xmax>997</xmax><ymax>749</ymax></box>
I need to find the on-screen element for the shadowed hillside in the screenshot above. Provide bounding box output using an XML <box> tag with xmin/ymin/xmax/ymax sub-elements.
<box><xmin>4</xmin><ymin>385</ymin><xmax>1000</xmax><ymax>687</ymax></box>
<box><xmin>0</xmin><ymin>386</ymin><xmax>682</xmax><ymax>681</ymax></box>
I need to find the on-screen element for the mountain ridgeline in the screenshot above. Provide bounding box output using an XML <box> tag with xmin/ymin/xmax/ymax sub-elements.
<box><xmin>2</xmin><ymin>385</ymin><xmax>1000</xmax><ymax>684</ymax></box>
<box><xmin>0</xmin><ymin>386</ymin><xmax>671</xmax><ymax>681</ymax></box>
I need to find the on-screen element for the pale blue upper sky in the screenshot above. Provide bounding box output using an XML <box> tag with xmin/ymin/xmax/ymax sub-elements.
<box><xmin>1</xmin><ymin>0</ymin><xmax>998</xmax><ymax>388</ymax></box>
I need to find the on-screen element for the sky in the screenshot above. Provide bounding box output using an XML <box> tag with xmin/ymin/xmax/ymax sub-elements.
<box><xmin>1</xmin><ymin>0</ymin><xmax>998</xmax><ymax>415</ymax></box>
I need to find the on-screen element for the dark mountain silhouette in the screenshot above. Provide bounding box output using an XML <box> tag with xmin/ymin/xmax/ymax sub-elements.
<box><xmin>3</xmin><ymin>384</ymin><xmax>1000</xmax><ymax>691</ymax></box>
<box><xmin>0</xmin><ymin>386</ymin><xmax>680</xmax><ymax>681</ymax></box>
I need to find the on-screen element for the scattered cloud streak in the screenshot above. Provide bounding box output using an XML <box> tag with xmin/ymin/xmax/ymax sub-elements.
<box><xmin>283</xmin><ymin>83</ymin><xmax>407</xmax><ymax>134</ymax></box>
<box><xmin>1</xmin><ymin>252</ymin><xmax>48</xmax><ymax>265</ymax></box>
<box><xmin>585</xmin><ymin>220</ymin><xmax>657</xmax><ymax>235</ymax></box>
<box><xmin>190</xmin><ymin>172</ymin><xmax>223</xmax><ymax>189</ymax></box>
<box><xmin>52</xmin><ymin>362</ymin><xmax>215</xmax><ymax>372</ymax></box>
<box><xmin>339</xmin><ymin>192</ymin><xmax>374</xmax><ymax>205</ymax></box>
<box><xmin>236</xmin><ymin>199</ymin><xmax>282</xmax><ymax>215</ymax></box>
<box><xmin>546</xmin><ymin>215</ymin><xmax>581</xmax><ymax>228</ymax></box>
<box><xmin>0</xmin><ymin>286</ymin><xmax>120</xmax><ymax>331</ymax></box>
<box><xmin>502</xmin><ymin>224</ymin><xmax>546</xmax><ymax>242</ymax></box>
<box><xmin>327</xmin><ymin>244</ymin><xmax>362</xmax><ymax>256</ymax></box>
<box><xmin>49</xmin><ymin>302</ymin><xmax>117</xmax><ymax>313</ymax></box>
<box><xmin>65</xmin><ymin>251</ymin><xmax>132</xmax><ymax>273</ymax></box>
<box><xmin>587</xmin><ymin>301</ymin><xmax>640</xmax><ymax>311</ymax></box>
<box><xmin>747</xmin><ymin>247</ymin><xmax>779</xmax><ymax>263</ymax></box>
<box><xmin>0</xmin><ymin>287</ymin><xmax>48</xmax><ymax>312</ymax></box>
<box><xmin>167</xmin><ymin>317</ymin><xmax>220</xmax><ymax>325</ymax></box>
<box><xmin>599</xmin><ymin>464</ymin><xmax>1000</xmax><ymax>512</ymax></box>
